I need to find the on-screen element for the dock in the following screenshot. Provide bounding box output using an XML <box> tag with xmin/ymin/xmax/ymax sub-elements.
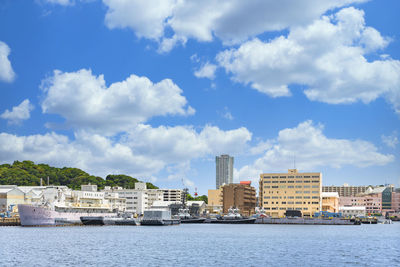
<box><xmin>0</xmin><ymin>217</ymin><xmax>21</xmax><ymax>226</ymax></box>
<box><xmin>255</xmin><ymin>217</ymin><xmax>359</xmax><ymax>225</ymax></box>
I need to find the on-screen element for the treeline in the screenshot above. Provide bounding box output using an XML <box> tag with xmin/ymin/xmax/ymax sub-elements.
<box><xmin>187</xmin><ymin>193</ymin><xmax>208</xmax><ymax>204</ymax></box>
<box><xmin>0</xmin><ymin>161</ymin><xmax>158</xmax><ymax>190</ymax></box>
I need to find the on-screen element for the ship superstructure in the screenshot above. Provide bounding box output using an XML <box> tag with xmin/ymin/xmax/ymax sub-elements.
<box><xmin>18</xmin><ymin>184</ymin><xmax>126</xmax><ymax>226</ymax></box>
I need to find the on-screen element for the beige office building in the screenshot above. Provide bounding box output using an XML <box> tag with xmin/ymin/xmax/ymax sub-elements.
<box><xmin>259</xmin><ymin>169</ymin><xmax>322</xmax><ymax>217</ymax></box>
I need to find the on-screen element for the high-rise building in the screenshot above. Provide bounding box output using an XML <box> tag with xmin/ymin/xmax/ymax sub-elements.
<box><xmin>259</xmin><ymin>169</ymin><xmax>322</xmax><ymax>217</ymax></box>
<box><xmin>216</xmin><ymin>154</ymin><xmax>234</xmax><ymax>189</ymax></box>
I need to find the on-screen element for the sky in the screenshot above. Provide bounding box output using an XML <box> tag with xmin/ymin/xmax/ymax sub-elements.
<box><xmin>0</xmin><ymin>0</ymin><xmax>399</xmax><ymax>195</ymax></box>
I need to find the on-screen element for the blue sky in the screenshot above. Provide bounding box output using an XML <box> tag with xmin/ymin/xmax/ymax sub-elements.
<box><xmin>0</xmin><ymin>0</ymin><xmax>399</xmax><ymax>195</ymax></box>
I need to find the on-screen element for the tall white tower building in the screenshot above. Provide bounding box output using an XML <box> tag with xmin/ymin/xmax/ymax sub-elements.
<box><xmin>216</xmin><ymin>154</ymin><xmax>234</xmax><ymax>189</ymax></box>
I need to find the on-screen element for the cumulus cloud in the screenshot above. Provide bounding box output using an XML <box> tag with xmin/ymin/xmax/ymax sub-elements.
<box><xmin>0</xmin><ymin>41</ymin><xmax>16</xmax><ymax>83</ymax></box>
<box><xmin>217</xmin><ymin>7</ymin><xmax>400</xmax><ymax>113</ymax></box>
<box><xmin>101</xmin><ymin>0</ymin><xmax>367</xmax><ymax>50</ymax></box>
<box><xmin>194</xmin><ymin>62</ymin><xmax>217</xmax><ymax>80</ymax></box>
<box><xmin>1</xmin><ymin>99</ymin><xmax>34</xmax><ymax>125</ymax></box>
<box><xmin>44</xmin><ymin>0</ymin><xmax>73</xmax><ymax>5</ymax></box>
<box><xmin>381</xmin><ymin>132</ymin><xmax>399</xmax><ymax>148</ymax></box>
<box><xmin>0</xmin><ymin>124</ymin><xmax>252</xmax><ymax>178</ymax></box>
<box><xmin>40</xmin><ymin>69</ymin><xmax>195</xmax><ymax>135</ymax></box>
<box><xmin>237</xmin><ymin>120</ymin><xmax>394</xmax><ymax>183</ymax></box>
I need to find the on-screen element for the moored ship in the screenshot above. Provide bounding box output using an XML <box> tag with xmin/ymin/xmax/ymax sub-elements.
<box><xmin>18</xmin><ymin>184</ymin><xmax>126</xmax><ymax>226</ymax></box>
<box><xmin>210</xmin><ymin>208</ymin><xmax>256</xmax><ymax>224</ymax></box>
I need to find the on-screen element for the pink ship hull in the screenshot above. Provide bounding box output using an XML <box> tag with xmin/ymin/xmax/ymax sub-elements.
<box><xmin>18</xmin><ymin>204</ymin><xmax>116</xmax><ymax>226</ymax></box>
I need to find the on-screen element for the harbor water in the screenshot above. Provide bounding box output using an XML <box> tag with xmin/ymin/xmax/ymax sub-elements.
<box><xmin>1</xmin><ymin>223</ymin><xmax>399</xmax><ymax>266</ymax></box>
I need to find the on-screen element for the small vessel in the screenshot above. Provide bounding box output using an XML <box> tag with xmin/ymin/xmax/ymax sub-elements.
<box><xmin>178</xmin><ymin>208</ymin><xmax>206</xmax><ymax>223</ymax></box>
<box><xmin>210</xmin><ymin>208</ymin><xmax>256</xmax><ymax>224</ymax></box>
<box><xmin>80</xmin><ymin>214</ymin><xmax>138</xmax><ymax>226</ymax></box>
<box><xmin>140</xmin><ymin>209</ymin><xmax>180</xmax><ymax>226</ymax></box>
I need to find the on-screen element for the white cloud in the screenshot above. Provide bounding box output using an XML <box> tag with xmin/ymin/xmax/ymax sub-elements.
<box><xmin>217</xmin><ymin>7</ymin><xmax>400</xmax><ymax>113</ymax></box>
<box><xmin>381</xmin><ymin>132</ymin><xmax>399</xmax><ymax>148</ymax></box>
<box><xmin>41</xmin><ymin>69</ymin><xmax>195</xmax><ymax>135</ymax></box>
<box><xmin>0</xmin><ymin>124</ymin><xmax>252</xmax><ymax>179</ymax></box>
<box><xmin>194</xmin><ymin>62</ymin><xmax>217</xmax><ymax>80</ymax></box>
<box><xmin>0</xmin><ymin>41</ymin><xmax>16</xmax><ymax>83</ymax></box>
<box><xmin>44</xmin><ymin>0</ymin><xmax>73</xmax><ymax>5</ymax></box>
<box><xmin>101</xmin><ymin>0</ymin><xmax>367</xmax><ymax>50</ymax></box>
<box><xmin>237</xmin><ymin>120</ymin><xmax>394</xmax><ymax>183</ymax></box>
<box><xmin>1</xmin><ymin>99</ymin><xmax>34</xmax><ymax>125</ymax></box>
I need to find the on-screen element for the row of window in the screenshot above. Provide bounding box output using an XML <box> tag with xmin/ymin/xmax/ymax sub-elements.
<box><xmin>264</xmin><ymin>191</ymin><xmax>320</xmax><ymax>194</ymax></box>
<box><xmin>264</xmin><ymin>196</ymin><xmax>319</xmax><ymax>199</ymax></box>
<box><xmin>264</xmin><ymin>201</ymin><xmax>319</xmax><ymax>205</ymax></box>
<box><xmin>264</xmin><ymin>180</ymin><xmax>319</xmax><ymax>184</ymax></box>
<box><xmin>264</xmin><ymin>185</ymin><xmax>319</xmax><ymax>189</ymax></box>
<box><xmin>263</xmin><ymin>175</ymin><xmax>320</xmax><ymax>179</ymax></box>
<box><xmin>263</xmin><ymin>207</ymin><xmax>312</xmax><ymax>210</ymax></box>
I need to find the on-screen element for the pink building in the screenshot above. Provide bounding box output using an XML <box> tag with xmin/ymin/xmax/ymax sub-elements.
<box><xmin>339</xmin><ymin>195</ymin><xmax>381</xmax><ymax>214</ymax></box>
<box><xmin>392</xmin><ymin>192</ymin><xmax>400</xmax><ymax>212</ymax></box>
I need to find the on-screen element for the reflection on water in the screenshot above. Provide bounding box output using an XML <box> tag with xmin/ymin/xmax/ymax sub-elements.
<box><xmin>0</xmin><ymin>223</ymin><xmax>399</xmax><ymax>266</ymax></box>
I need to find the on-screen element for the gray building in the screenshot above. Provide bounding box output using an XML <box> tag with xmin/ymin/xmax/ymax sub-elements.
<box><xmin>216</xmin><ymin>154</ymin><xmax>234</xmax><ymax>189</ymax></box>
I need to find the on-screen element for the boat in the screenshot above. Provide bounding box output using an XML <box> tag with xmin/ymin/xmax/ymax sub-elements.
<box><xmin>210</xmin><ymin>208</ymin><xmax>256</xmax><ymax>224</ymax></box>
<box><xmin>19</xmin><ymin>204</ymin><xmax>118</xmax><ymax>226</ymax></box>
<box><xmin>177</xmin><ymin>208</ymin><xmax>206</xmax><ymax>223</ymax></box>
<box><xmin>140</xmin><ymin>209</ymin><xmax>180</xmax><ymax>226</ymax></box>
<box><xmin>80</xmin><ymin>214</ymin><xmax>139</xmax><ymax>226</ymax></box>
<box><xmin>18</xmin><ymin>185</ymin><xmax>124</xmax><ymax>226</ymax></box>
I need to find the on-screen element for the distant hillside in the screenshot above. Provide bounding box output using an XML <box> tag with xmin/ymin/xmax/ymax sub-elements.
<box><xmin>0</xmin><ymin>161</ymin><xmax>158</xmax><ymax>190</ymax></box>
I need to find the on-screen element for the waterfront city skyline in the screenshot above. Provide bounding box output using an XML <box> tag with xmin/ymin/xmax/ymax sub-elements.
<box><xmin>0</xmin><ymin>0</ymin><xmax>399</xmax><ymax>195</ymax></box>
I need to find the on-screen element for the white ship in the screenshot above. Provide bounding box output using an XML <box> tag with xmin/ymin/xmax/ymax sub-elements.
<box><xmin>18</xmin><ymin>184</ymin><xmax>126</xmax><ymax>226</ymax></box>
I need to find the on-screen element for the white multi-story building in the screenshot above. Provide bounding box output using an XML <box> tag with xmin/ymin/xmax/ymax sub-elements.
<box><xmin>162</xmin><ymin>189</ymin><xmax>184</xmax><ymax>202</ymax></box>
<box><xmin>104</xmin><ymin>183</ymin><xmax>163</xmax><ymax>215</ymax></box>
<box><xmin>216</xmin><ymin>154</ymin><xmax>234</xmax><ymax>189</ymax></box>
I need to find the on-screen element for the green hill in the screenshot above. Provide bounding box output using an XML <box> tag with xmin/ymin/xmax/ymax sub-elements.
<box><xmin>0</xmin><ymin>160</ymin><xmax>158</xmax><ymax>190</ymax></box>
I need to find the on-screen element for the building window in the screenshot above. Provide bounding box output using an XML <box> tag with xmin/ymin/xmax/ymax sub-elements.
<box><xmin>304</xmin><ymin>185</ymin><xmax>310</xmax><ymax>188</ymax></box>
<box><xmin>295</xmin><ymin>202</ymin><xmax>302</xmax><ymax>204</ymax></box>
<box><xmin>304</xmin><ymin>181</ymin><xmax>310</xmax><ymax>183</ymax></box>
<box><xmin>272</xmin><ymin>186</ymin><xmax>278</xmax><ymax>188</ymax></box>
<box><xmin>280</xmin><ymin>181</ymin><xmax>286</xmax><ymax>183</ymax></box>
<box><xmin>295</xmin><ymin>186</ymin><xmax>302</xmax><ymax>188</ymax></box>
<box><xmin>312</xmin><ymin>191</ymin><xmax>319</xmax><ymax>194</ymax></box>
<box><xmin>296</xmin><ymin>196</ymin><xmax>302</xmax><ymax>199</ymax></box>
<box><xmin>288</xmin><ymin>186</ymin><xmax>294</xmax><ymax>188</ymax></box>
<box><xmin>287</xmin><ymin>181</ymin><xmax>294</xmax><ymax>183</ymax></box>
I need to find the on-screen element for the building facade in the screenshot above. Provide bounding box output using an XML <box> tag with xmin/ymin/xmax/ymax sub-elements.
<box><xmin>392</xmin><ymin>192</ymin><xmax>400</xmax><ymax>212</ymax></box>
<box><xmin>259</xmin><ymin>169</ymin><xmax>322</xmax><ymax>217</ymax></box>
<box><xmin>162</xmin><ymin>189</ymin><xmax>184</xmax><ymax>202</ymax></box>
<box><xmin>104</xmin><ymin>183</ymin><xmax>163</xmax><ymax>215</ymax></box>
<box><xmin>322</xmin><ymin>184</ymin><xmax>369</xmax><ymax>197</ymax></box>
<box><xmin>321</xmin><ymin>192</ymin><xmax>339</xmax><ymax>213</ymax></box>
<box><xmin>339</xmin><ymin>196</ymin><xmax>381</xmax><ymax>214</ymax></box>
<box><xmin>221</xmin><ymin>182</ymin><xmax>256</xmax><ymax>216</ymax></box>
<box><xmin>216</xmin><ymin>154</ymin><xmax>234</xmax><ymax>189</ymax></box>
<box><xmin>339</xmin><ymin>206</ymin><xmax>366</xmax><ymax>217</ymax></box>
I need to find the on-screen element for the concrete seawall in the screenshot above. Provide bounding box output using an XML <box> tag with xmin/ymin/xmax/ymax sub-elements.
<box><xmin>255</xmin><ymin>217</ymin><xmax>357</xmax><ymax>225</ymax></box>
